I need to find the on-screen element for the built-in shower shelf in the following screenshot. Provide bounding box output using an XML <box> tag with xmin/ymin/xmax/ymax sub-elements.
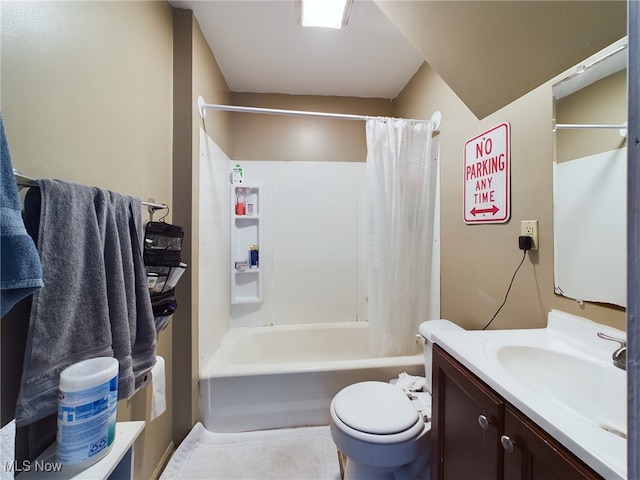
<box><xmin>232</xmin><ymin>296</ymin><xmax>263</xmax><ymax>305</ymax></box>
<box><xmin>230</xmin><ymin>184</ymin><xmax>262</xmax><ymax>304</ymax></box>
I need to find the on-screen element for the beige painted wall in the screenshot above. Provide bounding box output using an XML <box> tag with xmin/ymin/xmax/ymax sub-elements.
<box><xmin>230</xmin><ymin>76</ymin><xmax>545</xmax><ymax>333</ymax></box>
<box><xmin>1</xmin><ymin>1</ymin><xmax>174</xmax><ymax>478</ymax></box>
<box><xmin>375</xmin><ymin>0</ymin><xmax>626</xmax><ymax>119</ymax></box>
<box><xmin>230</xmin><ymin>93</ymin><xmax>394</xmax><ymax>162</ymax></box>
<box><xmin>556</xmin><ymin>70</ymin><xmax>628</xmax><ymax>161</ymax></box>
<box><xmin>393</xmin><ymin>62</ymin><xmax>551</xmax><ymax>330</ymax></box>
<box><xmin>393</xmin><ymin>62</ymin><xmax>625</xmax><ymax>331</ymax></box>
<box><xmin>1</xmin><ymin>3</ymin><xmax>627</xmax><ymax>479</ymax></box>
<box><xmin>171</xmin><ymin>8</ymin><xmax>232</xmax><ymax>446</ymax></box>
<box><xmin>220</xmin><ymin>60</ymin><xmax>626</xmax><ymax>334</ymax></box>
<box><xmin>2</xmin><ymin>3</ymin><xmax>233</xmax><ymax>476</ymax></box>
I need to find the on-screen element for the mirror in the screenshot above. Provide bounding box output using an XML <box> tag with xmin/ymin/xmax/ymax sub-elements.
<box><xmin>552</xmin><ymin>39</ymin><xmax>628</xmax><ymax>307</ymax></box>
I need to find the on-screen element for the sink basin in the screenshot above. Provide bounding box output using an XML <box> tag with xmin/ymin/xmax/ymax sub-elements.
<box><xmin>496</xmin><ymin>345</ymin><xmax>627</xmax><ymax>438</ymax></box>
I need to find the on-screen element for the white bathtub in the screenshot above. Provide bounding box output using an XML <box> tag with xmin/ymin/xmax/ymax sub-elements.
<box><xmin>199</xmin><ymin>322</ymin><xmax>425</xmax><ymax>433</ymax></box>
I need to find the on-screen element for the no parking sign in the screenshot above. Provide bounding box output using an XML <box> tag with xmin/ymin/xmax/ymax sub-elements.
<box><xmin>463</xmin><ymin>123</ymin><xmax>511</xmax><ymax>224</ymax></box>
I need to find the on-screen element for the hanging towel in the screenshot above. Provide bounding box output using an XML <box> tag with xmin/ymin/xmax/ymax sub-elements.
<box><xmin>106</xmin><ymin>191</ymin><xmax>156</xmax><ymax>391</ymax></box>
<box><xmin>0</xmin><ymin>114</ymin><xmax>42</xmax><ymax>316</ymax></box>
<box><xmin>16</xmin><ymin>181</ymin><xmax>114</xmax><ymax>426</ymax></box>
<box><xmin>15</xmin><ymin>180</ymin><xmax>156</xmax><ymax>426</ymax></box>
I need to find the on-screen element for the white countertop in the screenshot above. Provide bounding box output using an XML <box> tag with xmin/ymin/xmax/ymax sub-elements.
<box><xmin>432</xmin><ymin>310</ymin><xmax>627</xmax><ymax>479</ymax></box>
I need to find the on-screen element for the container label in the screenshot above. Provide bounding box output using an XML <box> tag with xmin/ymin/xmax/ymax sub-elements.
<box><xmin>57</xmin><ymin>375</ymin><xmax>118</xmax><ymax>465</ymax></box>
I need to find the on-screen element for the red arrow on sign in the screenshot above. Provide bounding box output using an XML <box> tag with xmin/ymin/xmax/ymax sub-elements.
<box><xmin>470</xmin><ymin>205</ymin><xmax>500</xmax><ymax>216</ymax></box>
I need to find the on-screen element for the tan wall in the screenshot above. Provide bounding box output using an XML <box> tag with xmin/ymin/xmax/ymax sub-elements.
<box><xmin>171</xmin><ymin>8</ymin><xmax>232</xmax><ymax>445</ymax></box>
<box><xmin>1</xmin><ymin>4</ymin><xmax>627</xmax><ymax>480</ymax></box>
<box><xmin>556</xmin><ymin>70</ymin><xmax>628</xmax><ymax>161</ymax></box>
<box><xmin>230</xmin><ymin>93</ymin><xmax>394</xmax><ymax>162</ymax></box>
<box><xmin>375</xmin><ymin>0</ymin><xmax>626</xmax><ymax>120</ymax></box>
<box><xmin>220</xmin><ymin>61</ymin><xmax>626</xmax><ymax>333</ymax></box>
<box><xmin>1</xmin><ymin>1</ymin><xmax>174</xmax><ymax>478</ymax></box>
<box><xmin>2</xmin><ymin>2</ymin><xmax>233</xmax><ymax>476</ymax></box>
<box><xmin>393</xmin><ymin>62</ymin><xmax>625</xmax><ymax>331</ymax></box>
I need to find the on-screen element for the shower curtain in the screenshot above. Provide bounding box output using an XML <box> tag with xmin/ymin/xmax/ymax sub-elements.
<box><xmin>366</xmin><ymin>118</ymin><xmax>436</xmax><ymax>357</ymax></box>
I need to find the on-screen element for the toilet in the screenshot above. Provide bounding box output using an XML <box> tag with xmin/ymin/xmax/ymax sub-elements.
<box><xmin>329</xmin><ymin>320</ymin><xmax>463</xmax><ymax>480</ymax></box>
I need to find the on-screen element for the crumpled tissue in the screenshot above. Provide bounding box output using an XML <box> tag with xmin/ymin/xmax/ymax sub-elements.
<box><xmin>390</xmin><ymin>371</ymin><xmax>427</xmax><ymax>392</ymax></box>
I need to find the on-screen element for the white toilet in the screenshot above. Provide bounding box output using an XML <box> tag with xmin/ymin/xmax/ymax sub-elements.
<box><xmin>329</xmin><ymin>320</ymin><xmax>462</xmax><ymax>480</ymax></box>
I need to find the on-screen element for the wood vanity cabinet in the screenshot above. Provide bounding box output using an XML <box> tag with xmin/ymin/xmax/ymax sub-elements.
<box><xmin>431</xmin><ymin>343</ymin><xmax>504</xmax><ymax>479</ymax></box>
<box><xmin>502</xmin><ymin>405</ymin><xmax>601</xmax><ymax>480</ymax></box>
<box><xmin>431</xmin><ymin>344</ymin><xmax>602</xmax><ymax>480</ymax></box>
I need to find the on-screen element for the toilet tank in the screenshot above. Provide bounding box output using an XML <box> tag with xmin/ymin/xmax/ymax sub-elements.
<box><xmin>418</xmin><ymin>320</ymin><xmax>463</xmax><ymax>393</ymax></box>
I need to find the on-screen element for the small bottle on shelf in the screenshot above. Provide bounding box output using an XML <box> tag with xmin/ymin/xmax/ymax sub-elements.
<box><xmin>249</xmin><ymin>245</ymin><xmax>259</xmax><ymax>269</ymax></box>
<box><xmin>234</xmin><ymin>258</ymin><xmax>248</xmax><ymax>271</ymax></box>
<box><xmin>231</xmin><ymin>163</ymin><xmax>244</xmax><ymax>184</ymax></box>
<box><xmin>235</xmin><ymin>189</ymin><xmax>245</xmax><ymax>215</ymax></box>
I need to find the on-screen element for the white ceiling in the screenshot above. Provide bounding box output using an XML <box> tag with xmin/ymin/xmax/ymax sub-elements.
<box><xmin>169</xmin><ymin>0</ymin><xmax>425</xmax><ymax>99</ymax></box>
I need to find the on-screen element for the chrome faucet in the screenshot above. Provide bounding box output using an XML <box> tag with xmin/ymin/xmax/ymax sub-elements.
<box><xmin>597</xmin><ymin>332</ymin><xmax>627</xmax><ymax>371</ymax></box>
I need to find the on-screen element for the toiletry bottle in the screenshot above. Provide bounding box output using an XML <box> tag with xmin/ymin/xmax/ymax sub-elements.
<box><xmin>235</xmin><ymin>189</ymin><xmax>245</xmax><ymax>215</ymax></box>
<box><xmin>249</xmin><ymin>245</ymin><xmax>259</xmax><ymax>269</ymax></box>
<box><xmin>231</xmin><ymin>165</ymin><xmax>240</xmax><ymax>184</ymax></box>
<box><xmin>231</xmin><ymin>163</ymin><xmax>244</xmax><ymax>184</ymax></box>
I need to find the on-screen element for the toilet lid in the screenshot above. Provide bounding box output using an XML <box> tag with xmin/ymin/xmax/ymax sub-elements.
<box><xmin>333</xmin><ymin>381</ymin><xmax>419</xmax><ymax>435</ymax></box>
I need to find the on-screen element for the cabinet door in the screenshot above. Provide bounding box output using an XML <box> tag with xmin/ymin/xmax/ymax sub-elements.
<box><xmin>502</xmin><ymin>405</ymin><xmax>601</xmax><ymax>480</ymax></box>
<box><xmin>432</xmin><ymin>344</ymin><xmax>504</xmax><ymax>480</ymax></box>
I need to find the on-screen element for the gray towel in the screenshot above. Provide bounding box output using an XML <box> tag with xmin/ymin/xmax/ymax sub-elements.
<box><xmin>106</xmin><ymin>192</ymin><xmax>156</xmax><ymax>393</ymax></box>
<box><xmin>0</xmin><ymin>113</ymin><xmax>43</xmax><ymax>316</ymax></box>
<box><xmin>103</xmin><ymin>190</ymin><xmax>135</xmax><ymax>397</ymax></box>
<box><xmin>16</xmin><ymin>180</ymin><xmax>156</xmax><ymax>426</ymax></box>
<box><xmin>126</xmin><ymin>197</ymin><xmax>157</xmax><ymax>386</ymax></box>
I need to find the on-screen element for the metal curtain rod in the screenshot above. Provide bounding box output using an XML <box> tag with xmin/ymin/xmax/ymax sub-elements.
<box><xmin>197</xmin><ymin>96</ymin><xmax>441</xmax><ymax>129</ymax></box>
<box><xmin>13</xmin><ymin>169</ymin><xmax>168</xmax><ymax>212</ymax></box>
<box><xmin>555</xmin><ymin>123</ymin><xmax>627</xmax><ymax>130</ymax></box>
<box><xmin>142</xmin><ymin>200</ymin><xmax>168</xmax><ymax>213</ymax></box>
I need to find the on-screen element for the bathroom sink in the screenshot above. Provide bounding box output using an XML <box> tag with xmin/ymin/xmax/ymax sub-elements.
<box><xmin>431</xmin><ymin>310</ymin><xmax>628</xmax><ymax>479</ymax></box>
<box><xmin>495</xmin><ymin>345</ymin><xmax>627</xmax><ymax>438</ymax></box>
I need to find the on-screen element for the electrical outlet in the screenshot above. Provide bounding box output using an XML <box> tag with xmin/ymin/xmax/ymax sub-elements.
<box><xmin>521</xmin><ymin>220</ymin><xmax>539</xmax><ymax>250</ymax></box>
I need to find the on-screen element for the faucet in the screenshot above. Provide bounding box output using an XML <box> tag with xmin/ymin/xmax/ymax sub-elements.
<box><xmin>597</xmin><ymin>332</ymin><xmax>627</xmax><ymax>371</ymax></box>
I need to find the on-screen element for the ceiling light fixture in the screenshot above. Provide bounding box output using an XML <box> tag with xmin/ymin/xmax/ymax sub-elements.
<box><xmin>298</xmin><ymin>0</ymin><xmax>352</xmax><ymax>29</ymax></box>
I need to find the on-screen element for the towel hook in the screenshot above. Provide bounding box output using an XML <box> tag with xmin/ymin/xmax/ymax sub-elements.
<box><xmin>158</xmin><ymin>204</ymin><xmax>170</xmax><ymax>222</ymax></box>
<box><xmin>145</xmin><ymin>199</ymin><xmax>169</xmax><ymax>222</ymax></box>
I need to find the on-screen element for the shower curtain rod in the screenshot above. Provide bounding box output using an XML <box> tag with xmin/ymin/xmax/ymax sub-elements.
<box><xmin>197</xmin><ymin>96</ymin><xmax>440</xmax><ymax>129</ymax></box>
<box><xmin>554</xmin><ymin>123</ymin><xmax>627</xmax><ymax>130</ymax></box>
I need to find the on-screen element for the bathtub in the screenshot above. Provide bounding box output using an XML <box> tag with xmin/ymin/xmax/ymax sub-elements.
<box><xmin>199</xmin><ymin>322</ymin><xmax>425</xmax><ymax>433</ymax></box>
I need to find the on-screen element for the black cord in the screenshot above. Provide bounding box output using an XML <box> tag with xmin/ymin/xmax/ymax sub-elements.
<box><xmin>482</xmin><ymin>250</ymin><xmax>527</xmax><ymax>330</ymax></box>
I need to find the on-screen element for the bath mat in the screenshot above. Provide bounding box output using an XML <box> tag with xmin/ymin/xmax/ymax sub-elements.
<box><xmin>160</xmin><ymin>422</ymin><xmax>341</xmax><ymax>480</ymax></box>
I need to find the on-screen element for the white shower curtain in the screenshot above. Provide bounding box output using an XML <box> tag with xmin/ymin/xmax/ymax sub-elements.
<box><xmin>366</xmin><ymin>118</ymin><xmax>436</xmax><ymax>357</ymax></box>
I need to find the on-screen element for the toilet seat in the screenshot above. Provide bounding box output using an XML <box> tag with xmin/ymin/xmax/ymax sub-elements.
<box><xmin>331</xmin><ymin>381</ymin><xmax>426</xmax><ymax>444</ymax></box>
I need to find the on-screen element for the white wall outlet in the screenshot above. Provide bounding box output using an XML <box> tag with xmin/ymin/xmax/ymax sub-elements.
<box><xmin>521</xmin><ymin>220</ymin><xmax>539</xmax><ymax>250</ymax></box>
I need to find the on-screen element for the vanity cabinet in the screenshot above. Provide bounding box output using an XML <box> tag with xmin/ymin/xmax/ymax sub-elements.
<box><xmin>431</xmin><ymin>344</ymin><xmax>601</xmax><ymax>480</ymax></box>
<box><xmin>431</xmin><ymin>343</ymin><xmax>504</xmax><ymax>479</ymax></box>
<box><xmin>502</xmin><ymin>405</ymin><xmax>601</xmax><ymax>480</ymax></box>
